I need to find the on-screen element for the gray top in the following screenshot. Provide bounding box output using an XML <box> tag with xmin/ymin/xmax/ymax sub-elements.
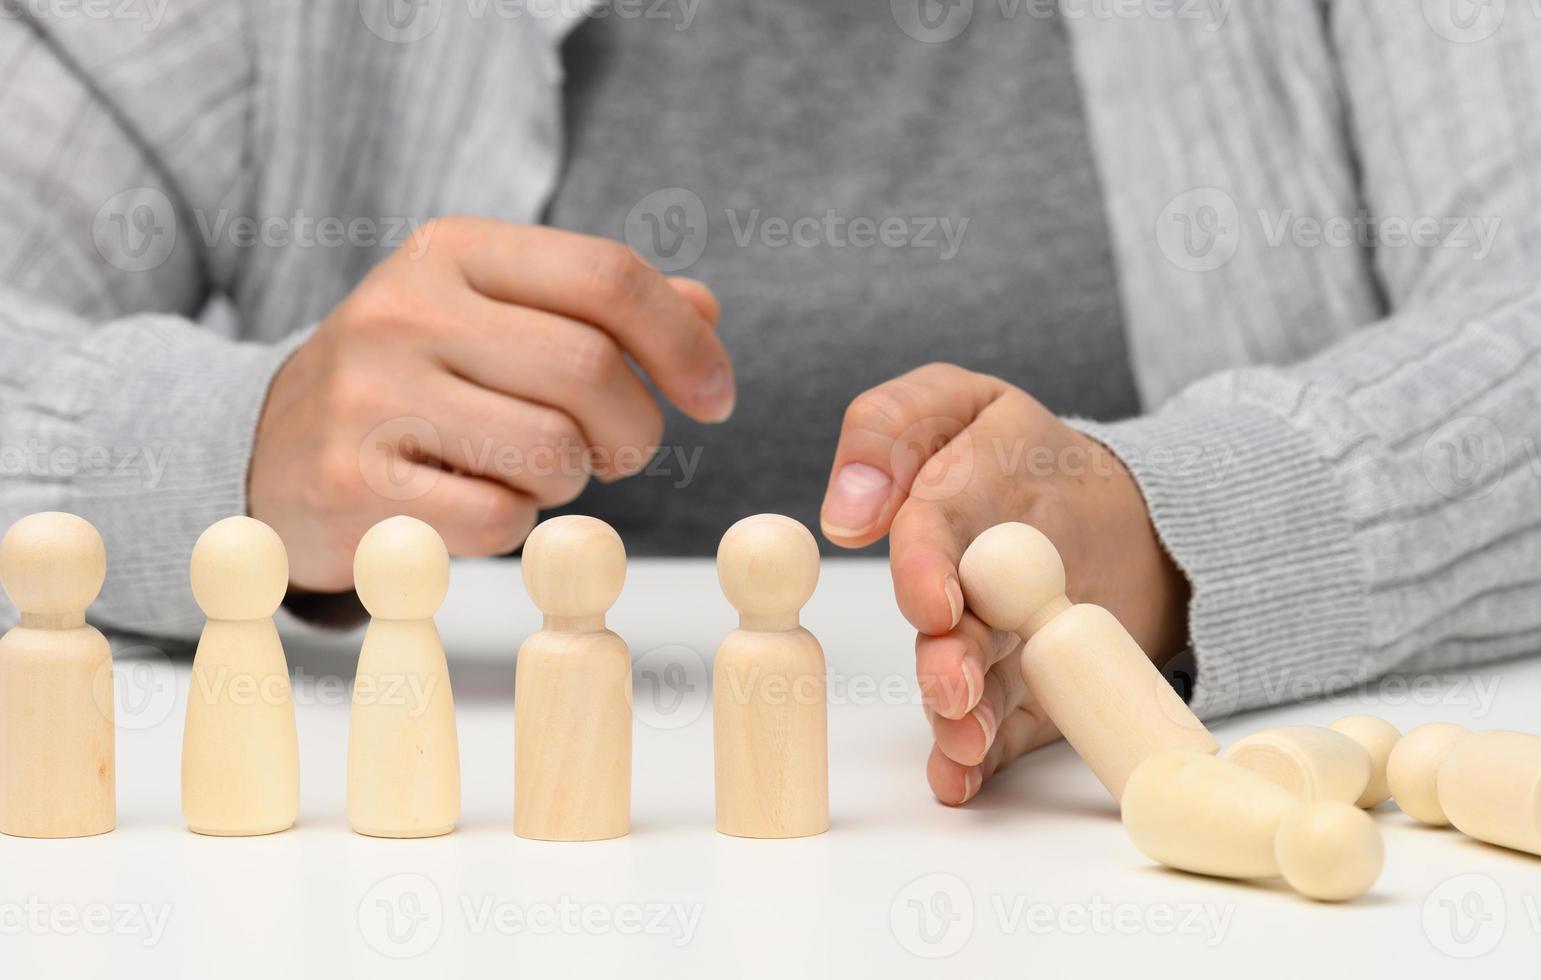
<box><xmin>0</xmin><ymin>3</ymin><xmax>1539</xmax><ymax>722</ymax></box>
<box><xmin>544</xmin><ymin>3</ymin><xmax>1134</xmax><ymax>554</ymax></box>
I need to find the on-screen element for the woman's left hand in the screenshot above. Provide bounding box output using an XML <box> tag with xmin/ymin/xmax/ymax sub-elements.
<box><xmin>820</xmin><ymin>363</ymin><xmax>1190</xmax><ymax>804</ymax></box>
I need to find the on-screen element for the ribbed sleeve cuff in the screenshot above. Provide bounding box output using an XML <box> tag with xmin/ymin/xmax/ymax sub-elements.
<box><xmin>1071</xmin><ymin>403</ymin><xmax>1370</xmax><ymax>722</ymax></box>
<box><xmin>33</xmin><ymin>320</ymin><xmax>313</xmax><ymax>639</ymax></box>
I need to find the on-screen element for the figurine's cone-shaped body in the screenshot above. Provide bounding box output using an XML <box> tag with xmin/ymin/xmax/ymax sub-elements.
<box><xmin>182</xmin><ymin>516</ymin><xmax>300</xmax><ymax>836</ymax></box>
<box><xmin>514</xmin><ymin>516</ymin><xmax>632</xmax><ymax>841</ymax></box>
<box><xmin>960</xmin><ymin>522</ymin><xmax>1218</xmax><ymax>801</ymax></box>
<box><xmin>713</xmin><ymin>514</ymin><xmax>829</xmax><ymax>839</ymax></box>
<box><xmin>347</xmin><ymin>517</ymin><xmax>460</xmax><ymax>838</ymax></box>
<box><xmin>0</xmin><ymin>512</ymin><xmax>115</xmax><ymax>839</ymax></box>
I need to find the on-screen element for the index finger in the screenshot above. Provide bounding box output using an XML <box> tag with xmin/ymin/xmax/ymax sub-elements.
<box><xmin>429</xmin><ymin>218</ymin><xmax>736</xmax><ymax>424</ymax></box>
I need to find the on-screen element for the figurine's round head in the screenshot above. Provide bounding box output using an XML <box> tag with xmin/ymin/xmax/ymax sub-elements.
<box><xmin>1274</xmin><ymin>801</ymin><xmax>1384</xmax><ymax>902</ymax></box>
<box><xmin>521</xmin><ymin>515</ymin><xmax>626</xmax><ymax>619</ymax></box>
<box><xmin>189</xmin><ymin>516</ymin><xmax>289</xmax><ymax>620</ymax></box>
<box><xmin>0</xmin><ymin>511</ymin><xmax>107</xmax><ymax>615</ymax></box>
<box><xmin>716</xmin><ymin>514</ymin><xmax>819</xmax><ymax>620</ymax></box>
<box><xmin>957</xmin><ymin>522</ymin><xmax>1066</xmax><ymax>632</ymax></box>
<box><xmin>353</xmin><ymin>515</ymin><xmax>450</xmax><ymax>619</ymax></box>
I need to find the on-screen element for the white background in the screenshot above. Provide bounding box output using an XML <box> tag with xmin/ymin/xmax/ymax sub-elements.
<box><xmin>2</xmin><ymin>557</ymin><xmax>1536</xmax><ymax>977</ymax></box>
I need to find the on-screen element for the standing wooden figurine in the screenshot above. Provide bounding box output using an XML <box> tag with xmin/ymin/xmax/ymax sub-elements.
<box><xmin>0</xmin><ymin>512</ymin><xmax>114</xmax><ymax>838</ymax></box>
<box><xmin>713</xmin><ymin>514</ymin><xmax>829</xmax><ymax>839</ymax></box>
<box><xmin>347</xmin><ymin>516</ymin><xmax>460</xmax><ymax>838</ymax></box>
<box><xmin>181</xmin><ymin>516</ymin><xmax>300</xmax><ymax>836</ymax></box>
<box><xmin>514</xmin><ymin>516</ymin><xmax>632</xmax><ymax>841</ymax></box>
<box><xmin>959</xmin><ymin>522</ymin><xmax>1218</xmax><ymax>801</ymax></box>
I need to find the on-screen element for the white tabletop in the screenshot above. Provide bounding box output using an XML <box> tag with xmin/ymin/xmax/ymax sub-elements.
<box><xmin>3</xmin><ymin>557</ymin><xmax>1537</xmax><ymax>977</ymax></box>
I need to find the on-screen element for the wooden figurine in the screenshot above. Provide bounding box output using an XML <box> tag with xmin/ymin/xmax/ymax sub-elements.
<box><xmin>347</xmin><ymin>516</ymin><xmax>460</xmax><ymax>838</ymax></box>
<box><xmin>1223</xmin><ymin>726</ymin><xmax>1373</xmax><ymax>805</ymax></box>
<box><xmin>514</xmin><ymin>515</ymin><xmax>632</xmax><ymax>841</ymax></box>
<box><xmin>1386</xmin><ymin>722</ymin><xmax>1470</xmax><ymax>827</ymax></box>
<box><xmin>1327</xmin><ymin>715</ymin><xmax>1401</xmax><ymax>808</ymax></box>
<box><xmin>958</xmin><ymin>522</ymin><xmax>1218</xmax><ymax>800</ymax></box>
<box><xmin>0</xmin><ymin>512</ymin><xmax>114</xmax><ymax>839</ymax></box>
<box><xmin>1272</xmin><ymin>800</ymin><xmax>1386</xmax><ymax>902</ymax></box>
<box><xmin>1436</xmin><ymin>730</ymin><xmax>1541</xmax><ymax>857</ymax></box>
<box><xmin>181</xmin><ymin>516</ymin><xmax>300</xmax><ymax>836</ymax></box>
<box><xmin>713</xmin><ymin>514</ymin><xmax>829</xmax><ymax>838</ymax></box>
<box><xmin>1122</xmin><ymin>751</ymin><xmax>1383</xmax><ymax>902</ymax></box>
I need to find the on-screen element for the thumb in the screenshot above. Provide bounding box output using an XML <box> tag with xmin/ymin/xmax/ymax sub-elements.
<box><xmin>820</xmin><ymin>363</ymin><xmax>1003</xmax><ymax>549</ymax></box>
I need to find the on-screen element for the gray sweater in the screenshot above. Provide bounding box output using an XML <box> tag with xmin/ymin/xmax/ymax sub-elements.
<box><xmin>541</xmin><ymin>3</ymin><xmax>1137</xmax><ymax>552</ymax></box>
<box><xmin>1</xmin><ymin>1</ymin><xmax>1539</xmax><ymax>722</ymax></box>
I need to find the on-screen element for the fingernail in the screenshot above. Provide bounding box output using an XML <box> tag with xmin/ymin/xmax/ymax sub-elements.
<box><xmin>699</xmin><ymin>362</ymin><xmax>735</xmax><ymax>421</ymax></box>
<box><xmin>961</xmin><ymin>767</ymin><xmax>980</xmax><ymax>803</ymax></box>
<box><xmin>973</xmin><ymin>700</ymin><xmax>998</xmax><ymax>764</ymax></box>
<box><xmin>820</xmin><ymin>463</ymin><xmax>891</xmax><ymax>537</ymax></box>
<box><xmin>943</xmin><ymin>575</ymin><xmax>963</xmax><ymax>629</ymax></box>
<box><xmin>961</xmin><ymin>657</ymin><xmax>983</xmax><ymax>712</ymax></box>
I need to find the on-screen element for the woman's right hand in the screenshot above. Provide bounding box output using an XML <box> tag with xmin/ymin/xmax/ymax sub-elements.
<box><xmin>248</xmin><ymin>216</ymin><xmax>735</xmax><ymax>593</ymax></box>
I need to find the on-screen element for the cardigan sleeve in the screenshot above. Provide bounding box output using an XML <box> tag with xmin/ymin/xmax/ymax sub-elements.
<box><xmin>1072</xmin><ymin>3</ymin><xmax>1541</xmax><ymax>720</ymax></box>
<box><xmin>0</xmin><ymin>5</ymin><xmax>300</xmax><ymax>640</ymax></box>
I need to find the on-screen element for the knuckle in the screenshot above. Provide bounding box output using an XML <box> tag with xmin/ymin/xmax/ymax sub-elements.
<box><xmin>325</xmin><ymin>369</ymin><xmax>386</xmax><ymax>422</ymax></box>
<box><xmin>914</xmin><ymin>361</ymin><xmax>970</xmax><ymax>386</ymax></box>
<box><xmin>405</xmin><ymin>215</ymin><xmax>463</xmax><ymax>255</ymax></box>
<box><xmin>584</xmin><ymin>241</ymin><xmax>652</xmax><ymax>305</ymax></box>
<box><xmin>604</xmin><ymin>405</ymin><xmax>665</xmax><ymax>478</ymax></box>
<box><xmin>844</xmin><ymin>387</ymin><xmax>912</xmax><ymax>436</ymax></box>
<box><xmin>526</xmin><ymin>406</ymin><xmax>584</xmax><ymax>453</ymax></box>
<box><xmin>566</xmin><ymin>331</ymin><xmax>624</xmax><ymax>387</ymax></box>
<box><xmin>310</xmin><ymin>450</ymin><xmax>363</xmax><ymax>511</ymax></box>
<box><xmin>338</xmin><ymin>274</ymin><xmax>417</xmax><ymax>336</ymax></box>
<box><xmin>538</xmin><ymin>471</ymin><xmax>590</xmax><ymax>508</ymax></box>
<box><xmin>475</xmin><ymin>492</ymin><xmax>536</xmax><ymax>553</ymax></box>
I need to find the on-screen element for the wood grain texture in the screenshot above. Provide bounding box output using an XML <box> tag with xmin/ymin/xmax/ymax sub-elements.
<box><xmin>347</xmin><ymin>517</ymin><xmax>460</xmax><ymax>839</ymax></box>
<box><xmin>514</xmin><ymin>516</ymin><xmax>631</xmax><ymax>841</ymax></box>
<box><xmin>1327</xmin><ymin>715</ymin><xmax>1401</xmax><ymax>808</ymax></box>
<box><xmin>1437</xmin><ymin>730</ymin><xmax>1541</xmax><ymax>857</ymax></box>
<box><xmin>1224</xmin><ymin>726</ymin><xmax>1373</xmax><ymax>805</ymax></box>
<box><xmin>960</xmin><ymin>523</ymin><xmax>1218</xmax><ymax>802</ymax></box>
<box><xmin>182</xmin><ymin>517</ymin><xmax>299</xmax><ymax>836</ymax></box>
<box><xmin>1387</xmin><ymin>722</ymin><xmax>1470</xmax><ymax>827</ymax></box>
<box><xmin>713</xmin><ymin>515</ymin><xmax>828</xmax><ymax>838</ymax></box>
<box><xmin>0</xmin><ymin>513</ymin><xmax>114</xmax><ymax>839</ymax></box>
